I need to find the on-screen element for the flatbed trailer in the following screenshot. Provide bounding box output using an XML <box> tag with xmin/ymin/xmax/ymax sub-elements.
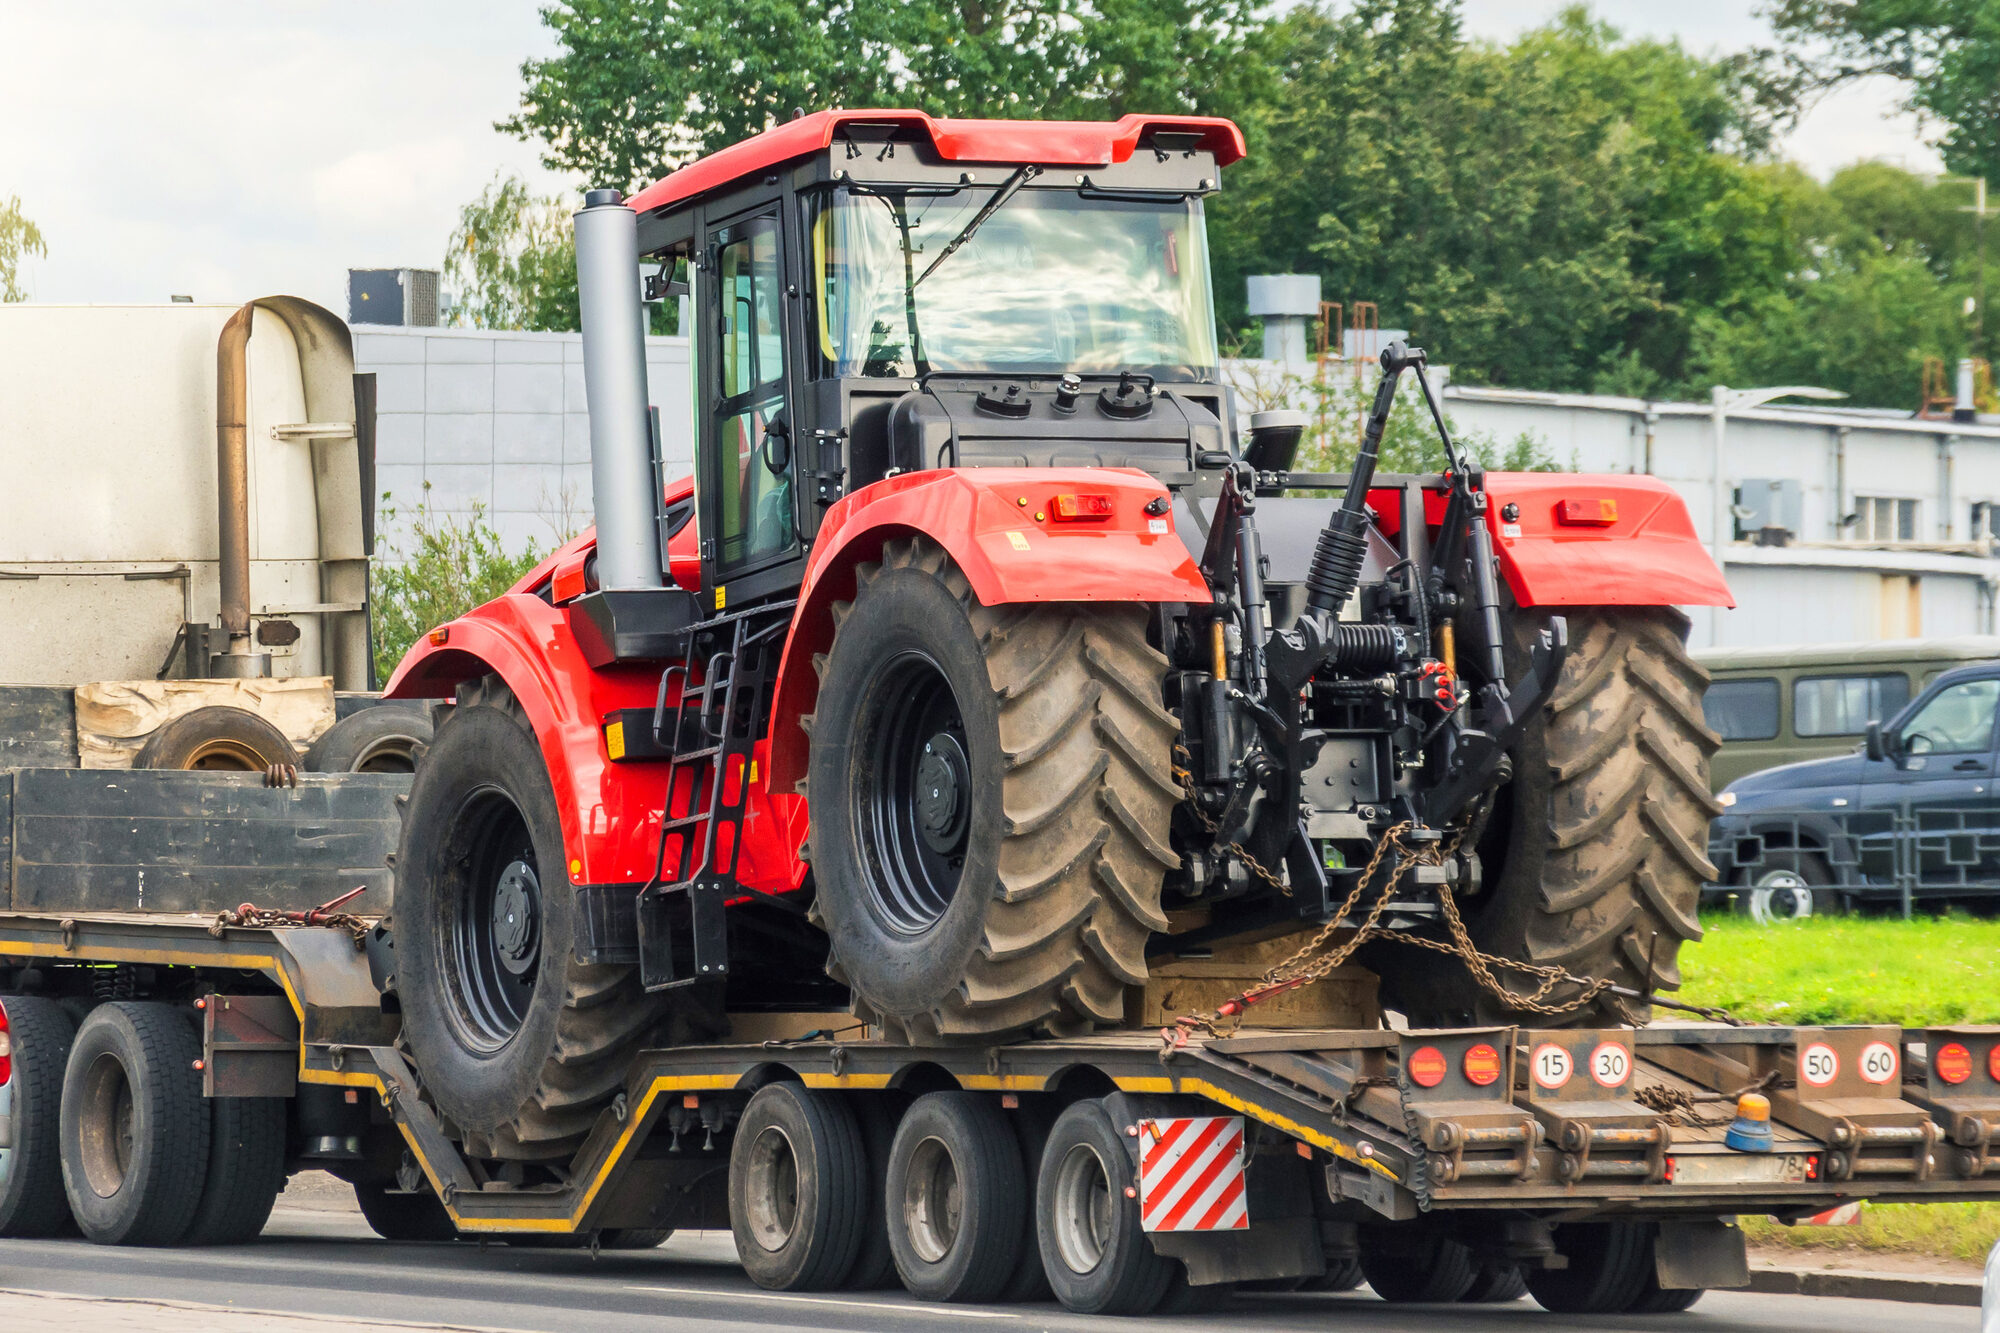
<box><xmin>6</xmin><ymin>906</ymin><xmax>2000</xmax><ymax>1315</ymax></box>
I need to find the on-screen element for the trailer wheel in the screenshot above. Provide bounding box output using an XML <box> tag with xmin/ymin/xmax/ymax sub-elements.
<box><xmin>353</xmin><ymin>1182</ymin><xmax>457</xmax><ymax>1242</ymax></box>
<box><xmin>886</xmin><ymin>1091</ymin><xmax>1025</xmax><ymax>1302</ymax></box>
<box><xmin>133</xmin><ymin>706</ymin><xmax>299</xmax><ymax>772</ymax></box>
<box><xmin>1387</xmin><ymin>606</ymin><xmax>1717</xmax><ymax>1026</ymax></box>
<box><xmin>59</xmin><ymin>1002</ymin><xmax>210</xmax><ymax>1246</ymax></box>
<box><xmin>395</xmin><ymin>678</ymin><xmax>666</xmax><ymax>1160</ymax></box>
<box><xmin>995</xmin><ymin>1100</ymin><xmax>1056</xmax><ymax>1302</ymax></box>
<box><xmin>1626</xmin><ymin>1276</ymin><xmax>1704</xmax><ymax>1313</ymax></box>
<box><xmin>1035</xmin><ymin>1098</ymin><xmax>1174</xmax><ymax>1316</ymax></box>
<box><xmin>305</xmin><ymin>705</ymin><xmax>433</xmax><ymax>773</ymax></box>
<box><xmin>807</xmin><ymin>537</ymin><xmax>1176</xmax><ymax>1042</ymax></box>
<box><xmin>729</xmin><ymin>1082</ymin><xmax>868</xmax><ymax>1291</ymax></box>
<box><xmin>1304</xmin><ymin>1256</ymin><xmax>1366</xmax><ymax>1291</ymax></box>
<box><xmin>844</xmin><ymin>1091</ymin><xmax>909</xmax><ymax>1290</ymax></box>
<box><xmin>1359</xmin><ymin>1225</ymin><xmax>1478</xmax><ymax>1302</ymax></box>
<box><xmin>180</xmin><ymin>1095</ymin><xmax>286</xmax><ymax>1245</ymax></box>
<box><xmin>1526</xmin><ymin>1221</ymin><xmax>1655</xmax><ymax>1314</ymax></box>
<box><xmin>0</xmin><ymin>996</ymin><xmax>77</xmax><ymax>1237</ymax></box>
<box><xmin>1461</xmin><ymin>1258</ymin><xmax>1528</xmax><ymax>1302</ymax></box>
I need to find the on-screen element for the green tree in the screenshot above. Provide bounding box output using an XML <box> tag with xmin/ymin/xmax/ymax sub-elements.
<box><xmin>0</xmin><ymin>195</ymin><xmax>47</xmax><ymax>302</ymax></box>
<box><xmin>446</xmin><ymin>174</ymin><xmax>582</xmax><ymax>332</ymax></box>
<box><xmin>1769</xmin><ymin>0</ymin><xmax>2000</xmax><ymax>185</ymax></box>
<box><xmin>500</xmin><ymin>0</ymin><xmax>1260</xmax><ymax>192</ymax></box>
<box><xmin>372</xmin><ymin>490</ymin><xmax>544</xmax><ymax>683</ymax></box>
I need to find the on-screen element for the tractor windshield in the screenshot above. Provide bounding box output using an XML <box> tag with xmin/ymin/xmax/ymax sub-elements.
<box><xmin>812</xmin><ymin>186</ymin><xmax>1218</xmax><ymax>379</ymax></box>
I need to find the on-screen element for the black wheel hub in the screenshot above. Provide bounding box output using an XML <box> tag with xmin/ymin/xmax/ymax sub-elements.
<box><xmin>491</xmin><ymin>860</ymin><xmax>541</xmax><ymax>977</ymax></box>
<box><xmin>858</xmin><ymin>652</ymin><xmax>973</xmax><ymax>936</ymax></box>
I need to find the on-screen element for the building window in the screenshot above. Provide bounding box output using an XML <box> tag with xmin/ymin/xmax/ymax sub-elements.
<box><xmin>1794</xmin><ymin>674</ymin><xmax>1911</xmax><ymax>737</ymax></box>
<box><xmin>1851</xmin><ymin>496</ymin><xmax>1919</xmax><ymax>542</ymax></box>
<box><xmin>1973</xmin><ymin>501</ymin><xmax>2000</xmax><ymax>541</ymax></box>
<box><xmin>1702</xmin><ymin>678</ymin><xmax>1780</xmax><ymax>742</ymax></box>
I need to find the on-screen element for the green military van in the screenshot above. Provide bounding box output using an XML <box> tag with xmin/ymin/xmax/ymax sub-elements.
<box><xmin>1696</xmin><ymin>637</ymin><xmax>2000</xmax><ymax>791</ymax></box>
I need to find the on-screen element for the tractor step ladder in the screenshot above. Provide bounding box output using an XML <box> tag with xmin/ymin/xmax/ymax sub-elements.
<box><xmin>636</xmin><ymin>599</ymin><xmax>796</xmax><ymax>992</ymax></box>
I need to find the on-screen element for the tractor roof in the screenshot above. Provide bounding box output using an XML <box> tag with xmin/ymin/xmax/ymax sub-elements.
<box><xmin>626</xmin><ymin>109</ymin><xmax>1245</xmax><ymax>217</ymax></box>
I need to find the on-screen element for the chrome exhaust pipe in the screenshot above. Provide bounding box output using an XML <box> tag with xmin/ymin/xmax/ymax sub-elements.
<box><xmin>574</xmin><ymin>189</ymin><xmax>664</xmax><ymax>590</ymax></box>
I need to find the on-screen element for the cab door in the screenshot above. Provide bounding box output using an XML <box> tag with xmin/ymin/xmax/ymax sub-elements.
<box><xmin>1863</xmin><ymin>672</ymin><xmax>2000</xmax><ymax>893</ymax></box>
<box><xmin>696</xmin><ymin>207</ymin><xmax>800</xmax><ymax>606</ymax></box>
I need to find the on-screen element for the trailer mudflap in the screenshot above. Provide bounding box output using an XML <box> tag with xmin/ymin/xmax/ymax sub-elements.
<box><xmin>1643</xmin><ymin>1025</ymin><xmax>1938</xmax><ymax>1181</ymax></box>
<box><xmin>1913</xmin><ymin>1026</ymin><xmax>2000</xmax><ymax>1178</ymax></box>
<box><xmin>201</xmin><ymin>993</ymin><xmax>299</xmax><ymax>1097</ymax></box>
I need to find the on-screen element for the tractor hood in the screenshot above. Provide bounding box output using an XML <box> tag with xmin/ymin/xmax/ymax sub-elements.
<box><xmin>884</xmin><ymin>377</ymin><xmax>1227</xmax><ymax>476</ymax></box>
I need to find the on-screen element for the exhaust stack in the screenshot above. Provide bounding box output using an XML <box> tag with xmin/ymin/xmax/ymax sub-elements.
<box><xmin>574</xmin><ymin>189</ymin><xmax>664</xmax><ymax>590</ymax></box>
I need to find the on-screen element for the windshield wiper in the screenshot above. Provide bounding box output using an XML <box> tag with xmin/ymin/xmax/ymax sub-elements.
<box><xmin>914</xmin><ymin>164</ymin><xmax>1042</xmax><ymax>287</ymax></box>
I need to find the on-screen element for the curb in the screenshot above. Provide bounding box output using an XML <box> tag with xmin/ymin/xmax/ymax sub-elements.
<box><xmin>1747</xmin><ymin>1265</ymin><xmax>1981</xmax><ymax>1308</ymax></box>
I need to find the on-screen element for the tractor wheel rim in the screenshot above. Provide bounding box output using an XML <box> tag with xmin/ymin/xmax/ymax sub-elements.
<box><xmin>445</xmin><ymin>789</ymin><xmax>541</xmax><ymax>1052</ymax></box>
<box><xmin>1053</xmin><ymin>1141</ymin><xmax>1113</xmax><ymax>1274</ymax></box>
<box><xmin>858</xmin><ymin>652</ymin><xmax>970</xmax><ymax>936</ymax></box>
<box><xmin>744</xmin><ymin>1125</ymin><xmax>802</xmax><ymax>1252</ymax></box>
<box><xmin>902</xmin><ymin>1135</ymin><xmax>962</xmax><ymax>1264</ymax></box>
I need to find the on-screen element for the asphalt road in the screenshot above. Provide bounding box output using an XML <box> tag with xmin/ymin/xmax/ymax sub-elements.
<box><xmin>0</xmin><ymin>1205</ymin><xmax>1977</xmax><ymax>1333</ymax></box>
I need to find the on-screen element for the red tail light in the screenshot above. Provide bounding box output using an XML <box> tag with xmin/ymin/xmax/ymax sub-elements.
<box><xmin>0</xmin><ymin>997</ymin><xmax>12</xmax><ymax>1086</ymax></box>
<box><xmin>1937</xmin><ymin>1042</ymin><xmax>1974</xmax><ymax>1084</ymax></box>
<box><xmin>1557</xmin><ymin>497</ymin><xmax>1618</xmax><ymax>526</ymax></box>
<box><xmin>1407</xmin><ymin>1045</ymin><xmax>1448</xmax><ymax>1088</ymax></box>
<box><xmin>1050</xmin><ymin>493</ymin><xmax>1114</xmax><ymax>522</ymax></box>
<box><xmin>1462</xmin><ymin>1043</ymin><xmax>1502</xmax><ymax>1087</ymax></box>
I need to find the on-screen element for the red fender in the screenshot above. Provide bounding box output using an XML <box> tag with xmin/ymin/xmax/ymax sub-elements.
<box><xmin>1368</xmin><ymin>473</ymin><xmax>1734</xmax><ymax>610</ymax></box>
<box><xmin>765</xmin><ymin>467</ymin><xmax>1210</xmax><ymax>793</ymax></box>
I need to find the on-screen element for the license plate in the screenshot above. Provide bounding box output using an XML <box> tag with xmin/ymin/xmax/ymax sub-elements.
<box><xmin>1672</xmin><ymin>1153</ymin><xmax>1808</xmax><ymax>1186</ymax></box>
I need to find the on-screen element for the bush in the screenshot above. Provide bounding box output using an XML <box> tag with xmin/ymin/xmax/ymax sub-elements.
<box><xmin>372</xmin><ymin>489</ymin><xmax>543</xmax><ymax>684</ymax></box>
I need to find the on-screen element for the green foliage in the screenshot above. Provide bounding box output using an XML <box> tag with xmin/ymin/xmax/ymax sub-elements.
<box><xmin>1770</xmin><ymin>0</ymin><xmax>2000</xmax><ymax>187</ymax></box>
<box><xmin>500</xmin><ymin>0</ymin><xmax>1261</xmax><ymax>192</ymax></box>
<box><xmin>446</xmin><ymin>174</ymin><xmax>583</xmax><ymax>332</ymax></box>
<box><xmin>1740</xmin><ymin>1200</ymin><xmax>2000</xmax><ymax>1265</ymax></box>
<box><xmin>372</xmin><ymin>489</ymin><xmax>544</xmax><ymax>684</ymax></box>
<box><xmin>1680</xmin><ymin>911</ymin><xmax>2000</xmax><ymax>1026</ymax></box>
<box><xmin>0</xmin><ymin>194</ymin><xmax>47</xmax><ymax>303</ymax></box>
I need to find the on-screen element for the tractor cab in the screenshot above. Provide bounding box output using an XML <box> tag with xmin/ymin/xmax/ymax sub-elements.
<box><xmin>624</xmin><ymin>110</ymin><xmax>1245</xmax><ymax>612</ymax></box>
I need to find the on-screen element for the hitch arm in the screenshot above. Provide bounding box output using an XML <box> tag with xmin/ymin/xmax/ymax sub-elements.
<box><xmin>1424</xmin><ymin>617</ymin><xmax>1568</xmax><ymax>826</ymax></box>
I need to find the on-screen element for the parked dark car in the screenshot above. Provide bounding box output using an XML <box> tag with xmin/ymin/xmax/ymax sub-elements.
<box><xmin>1707</xmin><ymin>661</ymin><xmax>2000</xmax><ymax>920</ymax></box>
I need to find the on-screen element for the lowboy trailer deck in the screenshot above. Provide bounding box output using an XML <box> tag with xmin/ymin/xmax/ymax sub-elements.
<box><xmin>5</xmin><ymin>905</ymin><xmax>2000</xmax><ymax>1315</ymax></box>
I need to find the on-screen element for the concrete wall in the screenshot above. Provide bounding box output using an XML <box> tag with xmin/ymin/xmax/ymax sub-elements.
<box><xmin>353</xmin><ymin>326</ymin><xmax>693</xmax><ymax>557</ymax></box>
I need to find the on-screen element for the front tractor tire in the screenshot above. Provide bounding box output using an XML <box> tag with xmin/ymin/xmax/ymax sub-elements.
<box><xmin>394</xmin><ymin>679</ymin><xmax>665</xmax><ymax>1160</ymax></box>
<box><xmin>1385</xmin><ymin>606</ymin><xmax>1719</xmax><ymax>1027</ymax></box>
<box><xmin>807</xmin><ymin>537</ymin><xmax>1178</xmax><ymax>1042</ymax></box>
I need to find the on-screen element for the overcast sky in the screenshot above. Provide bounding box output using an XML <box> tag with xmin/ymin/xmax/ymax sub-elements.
<box><xmin>0</xmin><ymin>1</ymin><xmax>1946</xmax><ymax>314</ymax></box>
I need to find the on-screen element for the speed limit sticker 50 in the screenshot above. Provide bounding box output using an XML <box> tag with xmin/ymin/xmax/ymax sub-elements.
<box><xmin>1798</xmin><ymin>1042</ymin><xmax>1839</xmax><ymax>1088</ymax></box>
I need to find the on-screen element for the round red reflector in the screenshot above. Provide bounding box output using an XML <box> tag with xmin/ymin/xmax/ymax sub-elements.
<box><xmin>1937</xmin><ymin>1042</ymin><xmax>1975</xmax><ymax>1085</ymax></box>
<box><xmin>1463</xmin><ymin>1043</ymin><xmax>1501</xmax><ymax>1087</ymax></box>
<box><xmin>1989</xmin><ymin>1044</ymin><xmax>2000</xmax><ymax>1083</ymax></box>
<box><xmin>1408</xmin><ymin>1045</ymin><xmax>1448</xmax><ymax>1088</ymax></box>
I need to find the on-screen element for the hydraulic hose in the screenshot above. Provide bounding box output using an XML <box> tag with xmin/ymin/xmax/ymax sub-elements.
<box><xmin>1305</xmin><ymin>341</ymin><xmax>1418</xmax><ymax>618</ymax></box>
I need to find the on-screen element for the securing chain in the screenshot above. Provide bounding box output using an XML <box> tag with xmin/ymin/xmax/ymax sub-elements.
<box><xmin>208</xmin><ymin>885</ymin><xmax>373</xmax><ymax>950</ymax></box>
<box><xmin>1172</xmin><ymin>746</ymin><xmax>1293</xmax><ymax>898</ymax></box>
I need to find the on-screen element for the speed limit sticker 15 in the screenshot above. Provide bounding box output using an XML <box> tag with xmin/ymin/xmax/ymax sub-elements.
<box><xmin>1799</xmin><ymin>1042</ymin><xmax>1839</xmax><ymax>1088</ymax></box>
<box><xmin>1589</xmin><ymin>1041</ymin><xmax>1633</xmax><ymax>1089</ymax></box>
<box><xmin>1531</xmin><ymin>1043</ymin><xmax>1573</xmax><ymax>1090</ymax></box>
<box><xmin>1857</xmin><ymin>1040</ymin><xmax>1899</xmax><ymax>1085</ymax></box>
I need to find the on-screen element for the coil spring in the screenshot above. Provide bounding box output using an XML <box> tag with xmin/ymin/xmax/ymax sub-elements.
<box><xmin>1326</xmin><ymin>623</ymin><xmax>1403</xmax><ymax>672</ymax></box>
<box><xmin>1305</xmin><ymin>512</ymin><xmax>1370</xmax><ymax>616</ymax></box>
<box><xmin>92</xmin><ymin>964</ymin><xmax>139</xmax><ymax>1000</ymax></box>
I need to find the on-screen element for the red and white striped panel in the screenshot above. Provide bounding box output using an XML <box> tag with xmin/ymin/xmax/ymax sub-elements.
<box><xmin>1138</xmin><ymin>1116</ymin><xmax>1248</xmax><ymax>1233</ymax></box>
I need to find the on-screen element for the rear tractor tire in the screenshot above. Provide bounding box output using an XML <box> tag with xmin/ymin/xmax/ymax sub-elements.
<box><xmin>1385</xmin><ymin>606</ymin><xmax>1719</xmax><ymax>1027</ymax></box>
<box><xmin>806</xmin><ymin>537</ymin><xmax>1178</xmax><ymax>1042</ymax></box>
<box><xmin>393</xmin><ymin>678</ymin><xmax>670</xmax><ymax>1161</ymax></box>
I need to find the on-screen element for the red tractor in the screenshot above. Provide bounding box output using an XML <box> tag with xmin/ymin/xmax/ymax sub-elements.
<box><xmin>384</xmin><ymin>110</ymin><xmax>1731</xmax><ymax>1161</ymax></box>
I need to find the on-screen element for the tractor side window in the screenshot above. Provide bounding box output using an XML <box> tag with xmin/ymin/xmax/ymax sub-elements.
<box><xmin>713</xmin><ymin>215</ymin><xmax>793</xmax><ymax>570</ymax></box>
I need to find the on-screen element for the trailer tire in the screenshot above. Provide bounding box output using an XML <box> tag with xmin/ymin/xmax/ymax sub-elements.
<box><xmin>305</xmin><ymin>705</ymin><xmax>433</xmax><ymax>774</ymax></box>
<box><xmin>1035</xmin><ymin>1098</ymin><xmax>1174</xmax><ymax>1316</ymax></box>
<box><xmin>394</xmin><ymin>678</ymin><xmax>667</xmax><ymax>1160</ymax></box>
<box><xmin>1526</xmin><ymin>1221</ymin><xmax>1656</xmax><ymax>1314</ymax></box>
<box><xmin>133</xmin><ymin>706</ymin><xmax>299</xmax><ymax>772</ymax></box>
<box><xmin>1387</xmin><ymin>605</ymin><xmax>1717</xmax><ymax>1026</ymax></box>
<box><xmin>0</xmin><ymin>996</ymin><xmax>77</xmax><ymax>1237</ymax></box>
<box><xmin>353</xmin><ymin>1182</ymin><xmax>457</xmax><ymax>1242</ymax></box>
<box><xmin>1461</xmin><ymin>1258</ymin><xmax>1529</xmax><ymax>1302</ymax></box>
<box><xmin>844</xmin><ymin>1091</ymin><xmax>909</xmax><ymax>1290</ymax></box>
<box><xmin>181</xmin><ymin>1095</ymin><xmax>286</xmax><ymax>1245</ymax></box>
<box><xmin>887</xmin><ymin>1091</ymin><xmax>1025</xmax><ymax>1302</ymax></box>
<box><xmin>996</xmin><ymin>1099</ymin><xmax>1056</xmax><ymax>1302</ymax></box>
<box><xmin>1359</xmin><ymin>1226</ymin><xmax>1478</xmax><ymax>1302</ymax></box>
<box><xmin>730</xmin><ymin>1082</ymin><xmax>868</xmax><ymax>1291</ymax></box>
<box><xmin>59</xmin><ymin>1001</ymin><xmax>210</xmax><ymax>1246</ymax></box>
<box><xmin>1306</xmin><ymin>1256</ymin><xmax>1366</xmax><ymax>1292</ymax></box>
<box><xmin>1627</xmin><ymin>1277</ymin><xmax>1704</xmax><ymax>1313</ymax></box>
<box><xmin>807</xmin><ymin>538</ymin><xmax>1176</xmax><ymax>1042</ymax></box>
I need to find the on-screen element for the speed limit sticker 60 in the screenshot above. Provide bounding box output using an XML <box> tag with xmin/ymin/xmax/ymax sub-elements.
<box><xmin>1531</xmin><ymin>1043</ymin><xmax>1573</xmax><ymax>1089</ymax></box>
<box><xmin>1589</xmin><ymin>1042</ymin><xmax>1632</xmax><ymax>1089</ymax></box>
<box><xmin>1858</xmin><ymin>1041</ymin><xmax>1899</xmax><ymax>1085</ymax></box>
<box><xmin>1799</xmin><ymin>1042</ymin><xmax>1839</xmax><ymax>1088</ymax></box>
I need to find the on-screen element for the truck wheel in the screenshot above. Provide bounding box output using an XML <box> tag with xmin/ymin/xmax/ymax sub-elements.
<box><xmin>0</xmin><ymin>996</ymin><xmax>77</xmax><ymax>1237</ymax></box>
<box><xmin>1743</xmin><ymin>853</ymin><xmax>1842</xmax><ymax>924</ymax></box>
<box><xmin>887</xmin><ymin>1091</ymin><xmax>1025</xmax><ymax>1303</ymax></box>
<box><xmin>353</xmin><ymin>1181</ymin><xmax>457</xmax><ymax>1241</ymax></box>
<box><xmin>305</xmin><ymin>705</ymin><xmax>433</xmax><ymax>773</ymax></box>
<box><xmin>394</xmin><ymin>678</ymin><xmax>664</xmax><ymax>1160</ymax></box>
<box><xmin>180</xmin><ymin>1095</ymin><xmax>286</xmax><ymax>1245</ymax></box>
<box><xmin>1389</xmin><ymin>606</ymin><xmax>1717</xmax><ymax>1026</ymax></box>
<box><xmin>1359</xmin><ymin>1226</ymin><xmax>1477</xmax><ymax>1302</ymax></box>
<box><xmin>807</xmin><ymin>537</ymin><xmax>1176</xmax><ymax>1041</ymax></box>
<box><xmin>59</xmin><ymin>1001</ymin><xmax>210</xmax><ymax>1246</ymax></box>
<box><xmin>844</xmin><ymin>1091</ymin><xmax>910</xmax><ymax>1290</ymax></box>
<box><xmin>1461</xmin><ymin>1258</ymin><xmax>1528</xmax><ymax>1302</ymax></box>
<box><xmin>729</xmin><ymin>1082</ymin><xmax>868</xmax><ymax>1291</ymax></box>
<box><xmin>1526</xmin><ymin>1221</ymin><xmax>1655</xmax><ymax>1314</ymax></box>
<box><xmin>1035</xmin><ymin>1098</ymin><xmax>1174</xmax><ymax>1316</ymax></box>
<box><xmin>133</xmin><ymin>706</ymin><xmax>299</xmax><ymax>771</ymax></box>
<box><xmin>1304</xmin><ymin>1256</ymin><xmax>1366</xmax><ymax>1291</ymax></box>
<box><xmin>995</xmin><ymin>1100</ymin><xmax>1056</xmax><ymax>1302</ymax></box>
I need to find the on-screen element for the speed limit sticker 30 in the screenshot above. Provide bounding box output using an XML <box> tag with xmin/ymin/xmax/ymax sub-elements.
<box><xmin>1589</xmin><ymin>1041</ymin><xmax>1633</xmax><ymax>1089</ymax></box>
